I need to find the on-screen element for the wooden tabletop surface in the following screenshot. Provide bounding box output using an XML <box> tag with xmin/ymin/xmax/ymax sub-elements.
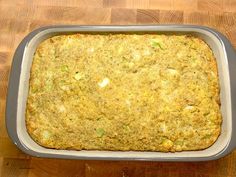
<box><xmin>1</xmin><ymin>0</ymin><xmax>236</xmax><ymax>176</ymax></box>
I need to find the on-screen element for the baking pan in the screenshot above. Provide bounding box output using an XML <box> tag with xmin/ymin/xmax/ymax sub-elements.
<box><xmin>6</xmin><ymin>25</ymin><xmax>236</xmax><ymax>161</ymax></box>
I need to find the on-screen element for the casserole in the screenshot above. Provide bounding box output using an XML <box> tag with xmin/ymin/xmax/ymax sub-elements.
<box><xmin>26</xmin><ymin>33</ymin><xmax>221</xmax><ymax>152</ymax></box>
<box><xmin>6</xmin><ymin>25</ymin><xmax>236</xmax><ymax>161</ymax></box>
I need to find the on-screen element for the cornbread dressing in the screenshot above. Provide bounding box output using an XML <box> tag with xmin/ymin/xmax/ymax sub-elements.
<box><xmin>26</xmin><ymin>33</ymin><xmax>222</xmax><ymax>152</ymax></box>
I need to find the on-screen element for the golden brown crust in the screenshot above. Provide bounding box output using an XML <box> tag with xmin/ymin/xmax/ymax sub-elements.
<box><xmin>26</xmin><ymin>34</ymin><xmax>222</xmax><ymax>152</ymax></box>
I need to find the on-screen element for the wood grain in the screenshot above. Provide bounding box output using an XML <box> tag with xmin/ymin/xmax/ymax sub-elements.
<box><xmin>0</xmin><ymin>0</ymin><xmax>236</xmax><ymax>177</ymax></box>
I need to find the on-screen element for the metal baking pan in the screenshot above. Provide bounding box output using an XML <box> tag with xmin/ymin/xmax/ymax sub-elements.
<box><xmin>6</xmin><ymin>25</ymin><xmax>236</xmax><ymax>161</ymax></box>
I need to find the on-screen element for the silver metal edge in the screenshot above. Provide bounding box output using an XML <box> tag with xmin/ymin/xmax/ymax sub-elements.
<box><xmin>212</xmin><ymin>30</ymin><xmax>236</xmax><ymax>154</ymax></box>
<box><xmin>5</xmin><ymin>25</ymin><xmax>236</xmax><ymax>161</ymax></box>
<box><xmin>5</xmin><ymin>26</ymin><xmax>50</xmax><ymax>156</ymax></box>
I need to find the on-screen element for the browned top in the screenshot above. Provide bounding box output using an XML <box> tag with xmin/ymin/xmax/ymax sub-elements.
<box><xmin>1</xmin><ymin>0</ymin><xmax>236</xmax><ymax>176</ymax></box>
<box><xmin>26</xmin><ymin>34</ymin><xmax>221</xmax><ymax>152</ymax></box>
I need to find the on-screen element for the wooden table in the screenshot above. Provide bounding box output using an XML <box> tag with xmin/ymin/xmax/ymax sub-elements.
<box><xmin>1</xmin><ymin>0</ymin><xmax>236</xmax><ymax>176</ymax></box>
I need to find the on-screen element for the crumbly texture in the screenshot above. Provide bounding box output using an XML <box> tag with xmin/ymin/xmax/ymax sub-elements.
<box><xmin>26</xmin><ymin>33</ymin><xmax>222</xmax><ymax>152</ymax></box>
